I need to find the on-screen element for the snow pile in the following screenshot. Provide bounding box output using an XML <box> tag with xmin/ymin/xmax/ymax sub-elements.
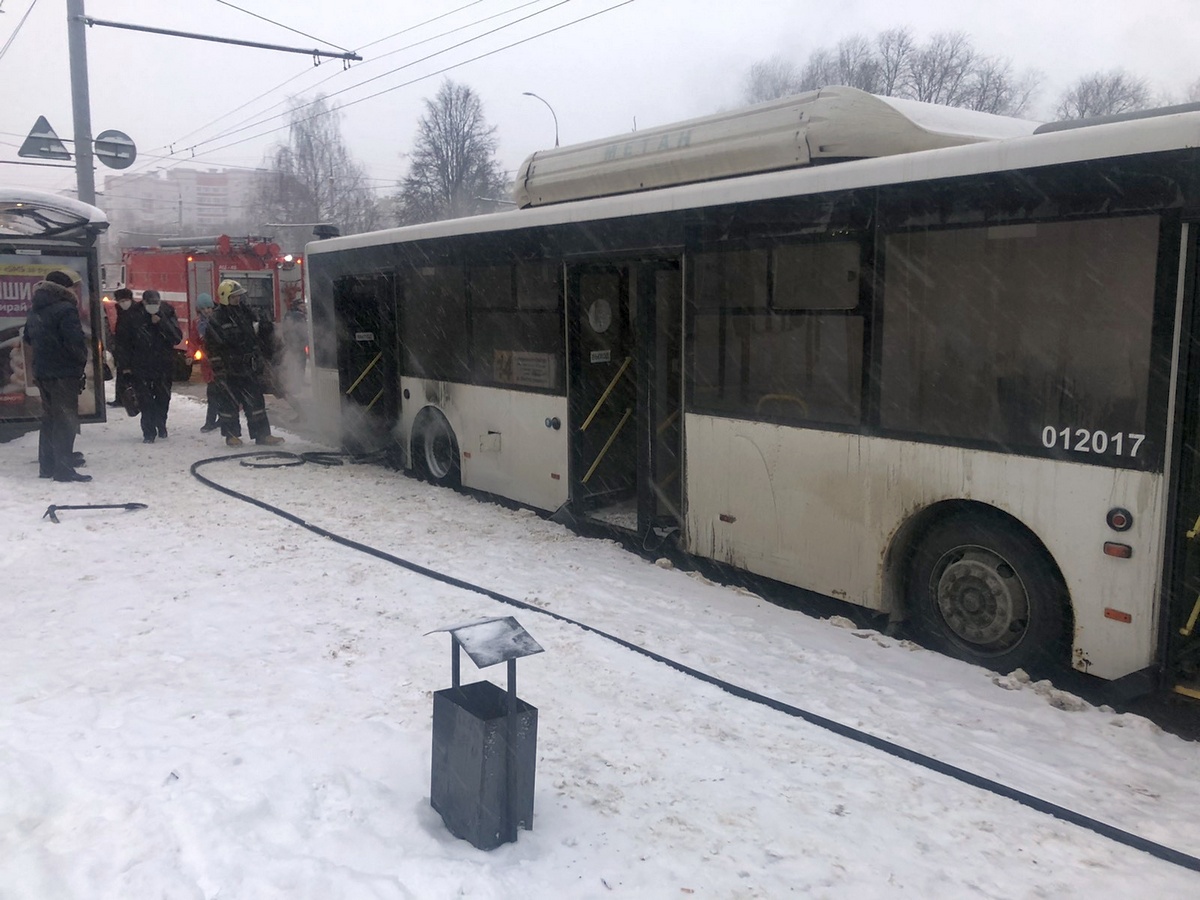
<box><xmin>1</xmin><ymin>392</ymin><xmax>1198</xmax><ymax>897</ymax></box>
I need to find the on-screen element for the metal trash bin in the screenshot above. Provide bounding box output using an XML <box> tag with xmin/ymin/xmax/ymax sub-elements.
<box><xmin>428</xmin><ymin>617</ymin><xmax>543</xmax><ymax>851</ymax></box>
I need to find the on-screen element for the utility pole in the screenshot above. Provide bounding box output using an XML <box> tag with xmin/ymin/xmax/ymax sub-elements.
<box><xmin>63</xmin><ymin>1</ymin><xmax>360</xmax><ymax>207</ymax></box>
<box><xmin>67</xmin><ymin>0</ymin><xmax>96</xmax><ymax>204</ymax></box>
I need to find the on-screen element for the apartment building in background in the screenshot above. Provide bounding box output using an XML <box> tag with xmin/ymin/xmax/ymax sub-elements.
<box><xmin>97</xmin><ymin>167</ymin><xmax>268</xmax><ymax>264</ymax></box>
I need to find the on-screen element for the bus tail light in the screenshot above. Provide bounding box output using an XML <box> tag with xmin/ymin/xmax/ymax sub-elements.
<box><xmin>1106</xmin><ymin>508</ymin><xmax>1133</xmax><ymax>531</ymax></box>
<box><xmin>1103</xmin><ymin>542</ymin><xmax>1133</xmax><ymax>559</ymax></box>
<box><xmin>193</xmin><ymin>349</ymin><xmax>203</xmax><ymax>361</ymax></box>
<box><xmin>1104</xmin><ymin>607</ymin><xmax>1133</xmax><ymax>623</ymax></box>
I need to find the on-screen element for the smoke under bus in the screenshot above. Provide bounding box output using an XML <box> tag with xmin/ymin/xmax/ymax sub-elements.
<box><xmin>304</xmin><ymin>87</ymin><xmax>1200</xmax><ymax>695</ymax></box>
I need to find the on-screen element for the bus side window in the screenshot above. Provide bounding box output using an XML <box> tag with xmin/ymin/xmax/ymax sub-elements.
<box><xmin>691</xmin><ymin>242</ymin><xmax>863</xmax><ymax>426</ymax></box>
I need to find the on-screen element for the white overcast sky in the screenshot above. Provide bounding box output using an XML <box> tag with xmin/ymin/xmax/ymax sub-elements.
<box><xmin>2</xmin><ymin>0</ymin><xmax>1198</xmax><ymax>201</ymax></box>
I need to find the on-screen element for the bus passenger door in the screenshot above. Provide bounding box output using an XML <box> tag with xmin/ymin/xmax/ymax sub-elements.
<box><xmin>567</xmin><ymin>259</ymin><xmax>683</xmax><ymax>538</ymax></box>
<box><xmin>568</xmin><ymin>264</ymin><xmax>636</xmax><ymax>518</ymax></box>
<box><xmin>333</xmin><ymin>273</ymin><xmax>399</xmax><ymax>453</ymax></box>
<box><xmin>1166</xmin><ymin>222</ymin><xmax>1200</xmax><ymax>692</ymax></box>
<box><xmin>637</xmin><ymin>262</ymin><xmax>683</xmax><ymax>538</ymax></box>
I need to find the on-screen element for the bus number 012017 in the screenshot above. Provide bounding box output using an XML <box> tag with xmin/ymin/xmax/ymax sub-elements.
<box><xmin>1041</xmin><ymin>426</ymin><xmax>1145</xmax><ymax>456</ymax></box>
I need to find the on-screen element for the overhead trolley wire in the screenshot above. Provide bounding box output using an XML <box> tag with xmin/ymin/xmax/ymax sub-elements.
<box><xmin>179</xmin><ymin>0</ymin><xmax>551</xmax><ymax>158</ymax></box>
<box><xmin>191</xmin><ymin>450</ymin><xmax>1200</xmax><ymax>876</ymax></box>
<box><xmin>0</xmin><ymin>0</ymin><xmax>40</xmax><ymax>65</ymax></box>
<box><xmin>356</xmin><ymin>0</ymin><xmax>486</xmax><ymax>53</ymax></box>
<box><xmin>213</xmin><ymin>0</ymin><xmax>353</xmax><ymax>52</ymax></box>
<box><xmin>181</xmin><ymin>0</ymin><xmax>582</xmax><ymax>158</ymax></box>
<box><xmin>179</xmin><ymin>0</ymin><xmax>637</xmax><ymax>166</ymax></box>
<box><xmin>122</xmin><ymin>0</ymin><xmax>566</xmax><ymax>180</ymax></box>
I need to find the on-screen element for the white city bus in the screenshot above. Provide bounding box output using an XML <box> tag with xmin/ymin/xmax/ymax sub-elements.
<box><xmin>305</xmin><ymin>87</ymin><xmax>1200</xmax><ymax>692</ymax></box>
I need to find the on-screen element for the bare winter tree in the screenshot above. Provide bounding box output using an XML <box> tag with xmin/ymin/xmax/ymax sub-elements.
<box><xmin>796</xmin><ymin>36</ymin><xmax>883</xmax><ymax>94</ymax></box>
<box><xmin>1054</xmin><ymin>70</ymin><xmax>1152</xmax><ymax>119</ymax></box>
<box><xmin>1185</xmin><ymin>77</ymin><xmax>1200</xmax><ymax>103</ymax></box>
<box><xmin>395</xmin><ymin>80</ymin><xmax>507</xmax><ymax>225</ymax></box>
<box><xmin>743</xmin><ymin>55</ymin><xmax>802</xmax><ymax>104</ymax></box>
<box><xmin>796</xmin><ymin>48</ymin><xmax>840</xmax><ymax>94</ymax></box>
<box><xmin>254</xmin><ymin>95</ymin><xmax>380</xmax><ymax>237</ymax></box>
<box><xmin>875</xmin><ymin>27</ymin><xmax>916</xmax><ymax>97</ymax></box>
<box><xmin>743</xmin><ymin>29</ymin><xmax>1039</xmax><ymax>117</ymax></box>
<box><xmin>964</xmin><ymin>57</ymin><xmax>1040</xmax><ymax>116</ymax></box>
<box><xmin>907</xmin><ymin>32</ymin><xmax>976</xmax><ymax>106</ymax></box>
<box><xmin>835</xmin><ymin>35</ymin><xmax>882</xmax><ymax>93</ymax></box>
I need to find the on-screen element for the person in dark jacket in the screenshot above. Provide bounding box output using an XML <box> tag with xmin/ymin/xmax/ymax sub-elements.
<box><xmin>117</xmin><ymin>288</ymin><xmax>182</xmax><ymax>443</ymax></box>
<box><xmin>106</xmin><ymin>287</ymin><xmax>135</xmax><ymax>408</ymax></box>
<box><xmin>22</xmin><ymin>270</ymin><xmax>91</xmax><ymax>482</ymax></box>
<box><xmin>205</xmin><ymin>279</ymin><xmax>283</xmax><ymax>447</ymax></box>
<box><xmin>191</xmin><ymin>292</ymin><xmax>219</xmax><ymax>432</ymax></box>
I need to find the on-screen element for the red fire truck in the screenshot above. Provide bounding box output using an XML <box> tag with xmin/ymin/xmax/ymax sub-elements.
<box><xmin>101</xmin><ymin>235</ymin><xmax>304</xmax><ymax>380</ymax></box>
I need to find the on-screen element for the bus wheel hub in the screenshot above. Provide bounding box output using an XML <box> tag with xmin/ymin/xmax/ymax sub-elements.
<box><xmin>936</xmin><ymin>549</ymin><xmax>1028</xmax><ymax>649</ymax></box>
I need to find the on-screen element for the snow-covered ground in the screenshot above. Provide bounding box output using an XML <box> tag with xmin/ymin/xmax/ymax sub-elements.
<box><xmin>2</xmin><ymin>389</ymin><xmax>1199</xmax><ymax>898</ymax></box>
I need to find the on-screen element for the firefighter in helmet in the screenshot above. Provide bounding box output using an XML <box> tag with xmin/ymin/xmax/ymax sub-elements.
<box><xmin>204</xmin><ymin>279</ymin><xmax>284</xmax><ymax>447</ymax></box>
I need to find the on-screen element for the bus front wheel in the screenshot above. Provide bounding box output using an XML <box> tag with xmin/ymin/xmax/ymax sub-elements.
<box><xmin>905</xmin><ymin>514</ymin><xmax>1067</xmax><ymax>673</ymax></box>
<box><xmin>411</xmin><ymin>411</ymin><xmax>460</xmax><ymax>487</ymax></box>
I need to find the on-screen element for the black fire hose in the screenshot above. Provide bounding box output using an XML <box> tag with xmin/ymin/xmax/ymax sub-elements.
<box><xmin>191</xmin><ymin>450</ymin><xmax>1200</xmax><ymax>876</ymax></box>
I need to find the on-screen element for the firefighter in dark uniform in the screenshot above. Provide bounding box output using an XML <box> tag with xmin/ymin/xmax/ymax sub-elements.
<box><xmin>205</xmin><ymin>279</ymin><xmax>284</xmax><ymax>447</ymax></box>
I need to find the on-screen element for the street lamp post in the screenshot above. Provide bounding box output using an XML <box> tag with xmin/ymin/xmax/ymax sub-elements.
<box><xmin>522</xmin><ymin>92</ymin><xmax>559</xmax><ymax>148</ymax></box>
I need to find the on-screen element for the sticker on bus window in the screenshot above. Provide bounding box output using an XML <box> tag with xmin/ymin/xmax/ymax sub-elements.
<box><xmin>1041</xmin><ymin>426</ymin><xmax>1145</xmax><ymax>457</ymax></box>
<box><xmin>354</xmin><ymin>331</ymin><xmax>375</xmax><ymax>342</ymax></box>
<box><xmin>590</xmin><ymin>350</ymin><xmax>611</xmax><ymax>364</ymax></box>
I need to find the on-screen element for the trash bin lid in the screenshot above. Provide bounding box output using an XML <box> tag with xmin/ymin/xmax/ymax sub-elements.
<box><xmin>428</xmin><ymin>616</ymin><xmax>544</xmax><ymax>669</ymax></box>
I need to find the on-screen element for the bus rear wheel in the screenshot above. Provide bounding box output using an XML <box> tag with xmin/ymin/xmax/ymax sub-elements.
<box><xmin>905</xmin><ymin>514</ymin><xmax>1066</xmax><ymax>673</ymax></box>
<box><xmin>411</xmin><ymin>410</ymin><xmax>460</xmax><ymax>487</ymax></box>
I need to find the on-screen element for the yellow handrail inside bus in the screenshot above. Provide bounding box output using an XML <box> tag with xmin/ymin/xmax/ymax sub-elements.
<box><xmin>656</xmin><ymin>407</ymin><xmax>680</xmax><ymax>436</ymax></box>
<box><xmin>345</xmin><ymin>352</ymin><xmax>382</xmax><ymax>396</ymax></box>
<box><xmin>755</xmin><ymin>393</ymin><xmax>809</xmax><ymax>415</ymax></box>
<box><xmin>582</xmin><ymin>407</ymin><xmax>632</xmax><ymax>484</ymax></box>
<box><xmin>650</xmin><ymin>475</ymin><xmax>682</xmax><ymax>521</ymax></box>
<box><xmin>1180</xmin><ymin>596</ymin><xmax>1200</xmax><ymax>637</ymax></box>
<box><xmin>365</xmin><ymin>388</ymin><xmax>384</xmax><ymax>412</ymax></box>
<box><xmin>1181</xmin><ymin>513</ymin><xmax>1200</xmax><ymax>635</ymax></box>
<box><xmin>580</xmin><ymin>356</ymin><xmax>632</xmax><ymax>433</ymax></box>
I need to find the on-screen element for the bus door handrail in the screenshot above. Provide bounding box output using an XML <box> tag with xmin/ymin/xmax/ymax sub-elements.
<box><xmin>345</xmin><ymin>352</ymin><xmax>382</xmax><ymax>396</ymax></box>
<box><xmin>579</xmin><ymin>356</ymin><xmax>632</xmax><ymax>432</ymax></box>
<box><xmin>582</xmin><ymin>406</ymin><xmax>633</xmax><ymax>484</ymax></box>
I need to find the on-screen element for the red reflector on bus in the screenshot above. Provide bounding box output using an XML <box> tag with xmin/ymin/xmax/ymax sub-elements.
<box><xmin>1103</xmin><ymin>542</ymin><xmax>1133</xmax><ymax>558</ymax></box>
<box><xmin>462</xmin><ymin>451</ymin><xmax>471</xmax><ymax>459</ymax></box>
<box><xmin>550</xmin><ymin>473</ymin><xmax>560</xmax><ymax>480</ymax></box>
<box><xmin>1104</xmin><ymin>607</ymin><xmax>1133</xmax><ymax>623</ymax></box>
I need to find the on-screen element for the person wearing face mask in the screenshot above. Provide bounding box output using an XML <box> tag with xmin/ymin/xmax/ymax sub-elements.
<box><xmin>107</xmin><ymin>288</ymin><xmax>135</xmax><ymax>409</ymax></box>
<box><xmin>117</xmin><ymin>288</ymin><xmax>182</xmax><ymax>443</ymax></box>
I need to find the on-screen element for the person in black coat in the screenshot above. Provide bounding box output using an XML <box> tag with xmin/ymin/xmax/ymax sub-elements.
<box><xmin>205</xmin><ymin>279</ymin><xmax>283</xmax><ymax>447</ymax></box>
<box><xmin>106</xmin><ymin>287</ymin><xmax>135</xmax><ymax>408</ymax></box>
<box><xmin>22</xmin><ymin>270</ymin><xmax>91</xmax><ymax>482</ymax></box>
<box><xmin>117</xmin><ymin>288</ymin><xmax>182</xmax><ymax>443</ymax></box>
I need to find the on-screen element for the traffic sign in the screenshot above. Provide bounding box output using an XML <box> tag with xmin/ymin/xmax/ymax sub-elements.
<box><xmin>18</xmin><ymin>116</ymin><xmax>71</xmax><ymax>161</ymax></box>
<box><xmin>94</xmin><ymin>129</ymin><xmax>136</xmax><ymax>169</ymax></box>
